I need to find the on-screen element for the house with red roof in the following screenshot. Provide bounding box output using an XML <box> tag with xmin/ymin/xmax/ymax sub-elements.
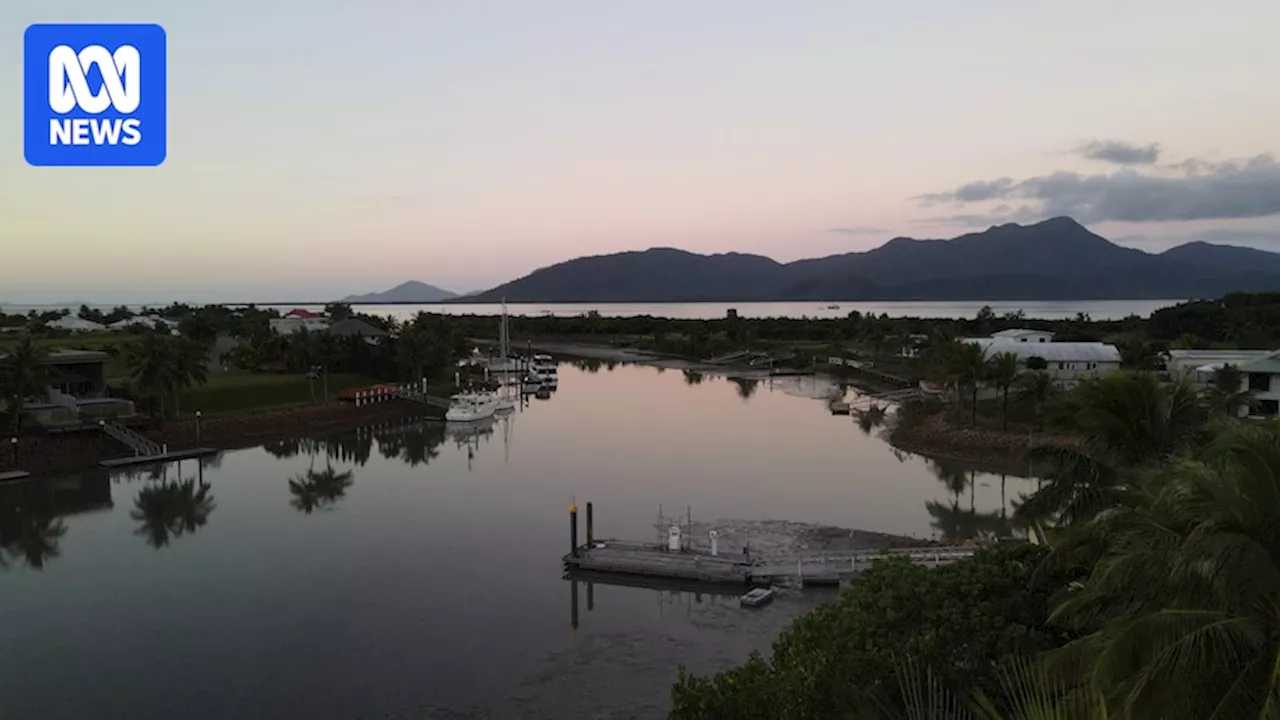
<box><xmin>269</xmin><ymin>308</ymin><xmax>329</xmax><ymax>335</ymax></box>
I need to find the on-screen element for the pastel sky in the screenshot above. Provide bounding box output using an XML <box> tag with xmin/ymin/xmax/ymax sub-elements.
<box><xmin>3</xmin><ymin>0</ymin><xmax>1279</xmax><ymax>304</ymax></box>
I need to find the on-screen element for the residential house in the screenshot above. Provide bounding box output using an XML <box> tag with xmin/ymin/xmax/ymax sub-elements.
<box><xmin>1229</xmin><ymin>352</ymin><xmax>1280</xmax><ymax>418</ymax></box>
<box><xmin>328</xmin><ymin>318</ymin><xmax>387</xmax><ymax>343</ymax></box>
<box><xmin>269</xmin><ymin>308</ymin><xmax>330</xmax><ymax>335</ymax></box>
<box><xmin>1164</xmin><ymin>349</ymin><xmax>1275</xmax><ymax>385</ymax></box>
<box><xmin>961</xmin><ymin>337</ymin><xmax>1121</xmax><ymax>383</ymax></box>
<box><xmin>989</xmin><ymin>328</ymin><xmax>1054</xmax><ymax>343</ymax></box>
<box><xmin>0</xmin><ymin>350</ymin><xmax>135</xmax><ymax>427</ymax></box>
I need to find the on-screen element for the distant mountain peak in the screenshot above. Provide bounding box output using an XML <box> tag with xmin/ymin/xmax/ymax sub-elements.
<box><xmin>341</xmin><ymin>281</ymin><xmax>457</xmax><ymax>304</ymax></box>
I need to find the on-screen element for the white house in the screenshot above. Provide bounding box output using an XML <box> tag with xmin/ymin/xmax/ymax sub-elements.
<box><xmin>1165</xmin><ymin>349</ymin><xmax>1275</xmax><ymax>385</ymax></box>
<box><xmin>962</xmin><ymin>337</ymin><xmax>1121</xmax><ymax>382</ymax></box>
<box><xmin>989</xmin><ymin>328</ymin><xmax>1055</xmax><ymax>343</ymax></box>
<box><xmin>1237</xmin><ymin>353</ymin><xmax>1280</xmax><ymax>418</ymax></box>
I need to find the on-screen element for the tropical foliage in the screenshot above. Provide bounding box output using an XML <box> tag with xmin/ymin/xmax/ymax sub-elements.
<box><xmin>672</xmin><ymin>368</ymin><xmax>1280</xmax><ymax>720</ymax></box>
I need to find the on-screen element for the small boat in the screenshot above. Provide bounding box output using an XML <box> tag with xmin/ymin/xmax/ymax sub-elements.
<box><xmin>829</xmin><ymin>400</ymin><xmax>851</xmax><ymax>415</ymax></box>
<box><xmin>826</xmin><ymin>304</ymin><xmax>840</xmax><ymax>310</ymax></box>
<box><xmin>740</xmin><ymin>587</ymin><xmax>775</xmax><ymax>607</ymax></box>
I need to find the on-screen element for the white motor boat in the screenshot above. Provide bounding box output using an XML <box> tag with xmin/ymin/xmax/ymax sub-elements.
<box><xmin>532</xmin><ymin>353</ymin><xmax>558</xmax><ymax>387</ymax></box>
<box><xmin>445</xmin><ymin>392</ymin><xmax>497</xmax><ymax>422</ymax></box>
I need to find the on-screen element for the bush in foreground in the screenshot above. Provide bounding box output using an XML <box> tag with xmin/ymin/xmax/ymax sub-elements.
<box><xmin>669</xmin><ymin>542</ymin><xmax>1072</xmax><ymax>720</ymax></box>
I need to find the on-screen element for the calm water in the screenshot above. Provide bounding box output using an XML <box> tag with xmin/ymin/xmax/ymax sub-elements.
<box><xmin>0</xmin><ymin>363</ymin><xmax>1034</xmax><ymax>720</ymax></box>
<box><xmin>4</xmin><ymin>299</ymin><xmax>1179</xmax><ymax>321</ymax></box>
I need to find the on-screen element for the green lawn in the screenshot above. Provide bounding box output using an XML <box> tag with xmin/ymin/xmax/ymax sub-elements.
<box><xmin>178</xmin><ymin>372</ymin><xmax>377</xmax><ymax>415</ymax></box>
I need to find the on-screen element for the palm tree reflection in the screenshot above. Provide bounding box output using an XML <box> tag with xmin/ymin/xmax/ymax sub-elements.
<box><xmin>731</xmin><ymin>377</ymin><xmax>758</xmax><ymax>399</ymax></box>
<box><xmin>3</xmin><ymin>509</ymin><xmax>67</xmax><ymax>570</ymax></box>
<box><xmin>132</xmin><ymin>475</ymin><xmax>216</xmax><ymax>548</ymax></box>
<box><xmin>926</xmin><ymin>459</ymin><xmax>1010</xmax><ymax>543</ymax></box>
<box><xmin>682</xmin><ymin>369</ymin><xmax>705</xmax><ymax>385</ymax></box>
<box><xmin>288</xmin><ymin>464</ymin><xmax>355</xmax><ymax>514</ymax></box>
<box><xmin>854</xmin><ymin>404</ymin><xmax>887</xmax><ymax>435</ymax></box>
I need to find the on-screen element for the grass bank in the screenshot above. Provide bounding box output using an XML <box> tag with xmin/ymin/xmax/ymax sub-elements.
<box><xmin>177</xmin><ymin>372</ymin><xmax>379</xmax><ymax>415</ymax></box>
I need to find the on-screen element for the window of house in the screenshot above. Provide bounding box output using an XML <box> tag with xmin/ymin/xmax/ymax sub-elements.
<box><xmin>1058</xmin><ymin>362</ymin><xmax>1065</xmax><ymax>369</ymax></box>
<box><xmin>1249</xmin><ymin>373</ymin><xmax>1272</xmax><ymax>393</ymax></box>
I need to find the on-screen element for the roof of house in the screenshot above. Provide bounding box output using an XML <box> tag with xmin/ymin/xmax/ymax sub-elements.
<box><xmin>50</xmin><ymin>316</ymin><xmax>105</xmax><ymax>330</ymax></box>
<box><xmin>1167</xmin><ymin>349</ymin><xmax>1275</xmax><ymax>362</ymax></box>
<box><xmin>285</xmin><ymin>309</ymin><xmax>323</xmax><ymax>319</ymax></box>
<box><xmin>1238</xmin><ymin>352</ymin><xmax>1280</xmax><ymax>374</ymax></box>
<box><xmin>328</xmin><ymin>318</ymin><xmax>387</xmax><ymax>337</ymax></box>
<box><xmin>991</xmin><ymin>328</ymin><xmax>1054</xmax><ymax>339</ymax></box>
<box><xmin>963</xmin><ymin>338</ymin><xmax>1121</xmax><ymax>363</ymax></box>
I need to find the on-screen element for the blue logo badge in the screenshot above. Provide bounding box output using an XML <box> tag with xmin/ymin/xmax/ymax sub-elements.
<box><xmin>24</xmin><ymin>23</ymin><xmax>167</xmax><ymax>167</ymax></box>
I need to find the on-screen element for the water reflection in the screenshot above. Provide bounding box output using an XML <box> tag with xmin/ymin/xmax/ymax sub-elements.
<box><xmin>924</xmin><ymin>459</ymin><xmax>1019</xmax><ymax>543</ymax></box>
<box><xmin>0</xmin><ymin>473</ymin><xmax>110</xmax><ymax>570</ymax></box>
<box><xmin>683</xmin><ymin>369</ymin><xmax>705</xmax><ymax>385</ymax></box>
<box><xmin>854</xmin><ymin>404</ymin><xmax>887</xmax><ymax>435</ymax></box>
<box><xmin>288</xmin><ymin>465</ymin><xmax>355</xmax><ymax>514</ymax></box>
<box><xmin>133</xmin><ymin>474</ymin><xmax>216</xmax><ymax>548</ymax></box>
<box><xmin>731</xmin><ymin>377</ymin><xmax>759</xmax><ymax>399</ymax></box>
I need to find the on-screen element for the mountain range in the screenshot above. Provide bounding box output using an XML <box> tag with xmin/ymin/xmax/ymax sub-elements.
<box><xmin>456</xmin><ymin>218</ymin><xmax>1280</xmax><ymax>302</ymax></box>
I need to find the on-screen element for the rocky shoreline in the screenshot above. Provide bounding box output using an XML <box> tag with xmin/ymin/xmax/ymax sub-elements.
<box><xmin>887</xmin><ymin>410</ymin><xmax>1081</xmax><ymax>476</ymax></box>
<box><xmin>0</xmin><ymin>400</ymin><xmax>439</xmax><ymax>478</ymax></box>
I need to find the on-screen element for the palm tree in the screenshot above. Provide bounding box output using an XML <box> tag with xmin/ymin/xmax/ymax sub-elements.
<box><xmin>877</xmin><ymin>656</ymin><xmax>1107</xmax><ymax>719</ymax></box>
<box><xmin>124</xmin><ymin>333</ymin><xmax>209</xmax><ymax>418</ymax></box>
<box><xmin>1018</xmin><ymin>371</ymin><xmax>1057</xmax><ymax>433</ymax></box>
<box><xmin>952</xmin><ymin>342</ymin><xmax>989</xmax><ymax>426</ymax></box>
<box><xmin>1048</xmin><ymin>423</ymin><xmax>1280</xmax><ymax>719</ymax></box>
<box><xmin>987</xmin><ymin>352</ymin><xmax>1021</xmax><ymax>431</ymax></box>
<box><xmin>1017</xmin><ymin>373</ymin><xmax>1206</xmax><ymax>528</ymax></box>
<box><xmin>0</xmin><ymin>335</ymin><xmax>52</xmax><ymax>432</ymax></box>
<box><xmin>1206</xmin><ymin>362</ymin><xmax>1252</xmax><ymax>418</ymax></box>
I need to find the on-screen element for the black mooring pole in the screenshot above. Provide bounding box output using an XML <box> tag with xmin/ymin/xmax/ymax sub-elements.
<box><xmin>570</xmin><ymin>503</ymin><xmax>579</xmax><ymax>557</ymax></box>
<box><xmin>586</xmin><ymin>502</ymin><xmax>594</xmax><ymax>546</ymax></box>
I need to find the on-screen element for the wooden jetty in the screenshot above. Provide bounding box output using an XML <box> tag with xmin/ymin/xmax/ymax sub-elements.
<box><xmin>0</xmin><ymin>470</ymin><xmax>32</xmax><ymax>483</ymax></box>
<box><xmin>100</xmin><ymin>447</ymin><xmax>219</xmax><ymax>468</ymax></box>
<box><xmin>563</xmin><ymin>501</ymin><xmax>975</xmax><ymax>589</ymax></box>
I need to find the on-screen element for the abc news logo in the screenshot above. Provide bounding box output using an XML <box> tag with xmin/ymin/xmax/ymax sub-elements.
<box><xmin>24</xmin><ymin>23</ymin><xmax>167</xmax><ymax>167</ymax></box>
<box><xmin>48</xmin><ymin>44</ymin><xmax>143</xmax><ymax>146</ymax></box>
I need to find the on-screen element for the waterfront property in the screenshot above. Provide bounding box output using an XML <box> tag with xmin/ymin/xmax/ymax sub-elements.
<box><xmin>2</xmin><ymin>349</ymin><xmax>136</xmax><ymax>427</ymax></box>
<box><xmin>961</xmin><ymin>333</ymin><xmax>1121</xmax><ymax>383</ymax></box>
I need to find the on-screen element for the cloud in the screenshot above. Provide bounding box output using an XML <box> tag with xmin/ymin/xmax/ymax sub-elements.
<box><xmin>916</xmin><ymin>178</ymin><xmax>1014</xmax><ymax>205</ymax></box>
<box><xmin>918</xmin><ymin>153</ymin><xmax>1280</xmax><ymax>224</ymax></box>
<box><xmin>826</xmin><ymin>226</ymin><xmax>886</xmax><ymax>235</ymax></box>
<box><xmin>1076</xmin><ymin>140</ymin><xmax>1161</xmax><ymax>165</ymax></box>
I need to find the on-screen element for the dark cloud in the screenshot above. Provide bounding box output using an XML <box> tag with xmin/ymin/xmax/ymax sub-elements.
<box><xmin>916</xmin><ymin>178</ymin><xmax>1014</xmax><ymax>204</ymax></box>
<box><xmin>826</xmin><ymin>226</ymin><xmax>885</xmax><ymax>235</ymax></box>
<box><xmin>918</xmin><ymin>153</ymin><xmax>1280</xmax><ymax>223</ymax></box>
<box><xmin>1077</xmin><ymin>140</ymin><xmax>1160</xmax><ymax>165</ymax></box>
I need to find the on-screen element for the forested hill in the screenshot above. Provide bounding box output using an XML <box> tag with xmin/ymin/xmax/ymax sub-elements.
<box><xmin>463</xmin><ymin>218</ymin><xmax>1280</xmax><ymax>302</ymax></box>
